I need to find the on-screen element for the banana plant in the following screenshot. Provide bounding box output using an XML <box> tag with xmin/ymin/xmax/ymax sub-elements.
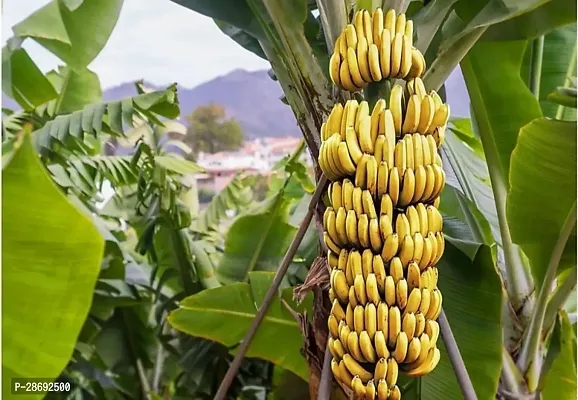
<box><xmin>166</xmin><ymin>0</ymin><xmax>577</xmax><ymax>399</ymax></box>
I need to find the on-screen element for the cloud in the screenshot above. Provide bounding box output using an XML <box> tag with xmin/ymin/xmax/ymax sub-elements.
<box><xmin>2</xmin><ymin>0</ymin><xmax>271</xmax><ymax>88</ymax></box>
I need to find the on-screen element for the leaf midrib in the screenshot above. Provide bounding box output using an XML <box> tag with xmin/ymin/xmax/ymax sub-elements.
<box><xmin>177</xmin><ymin>306</ymin><xmax>298</xmax><ymax>327</ymax></box>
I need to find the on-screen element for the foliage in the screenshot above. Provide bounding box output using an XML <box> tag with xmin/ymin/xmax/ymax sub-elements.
<box><xmin>3</xmin><ymin>0</ymin><xmax>577</xmax><ymax>399</ymax></box>
<box><xmin>184</xmin><ymin>104</ymin><xmax>244</xmax><ymax>157</ymax></box>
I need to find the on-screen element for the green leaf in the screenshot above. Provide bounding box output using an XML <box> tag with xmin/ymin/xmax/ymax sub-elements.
<box><xmin>547</xmin><ymin>86</ymin><xmax>577</xmax><ymax>108</ymax></box>
<box><xmin>541</xmin><ymin>311</ymin><xmax>577</xmax><ymax>399</ymax></box>
<box><xmin>460</xmin><ymin>40</ymin><xmax>543</xmax><ymax>183</ymax></box>
<box><xmin>167</xmin><ymin>271</ymin><xmax>311</xmax><ymax>380</ymax></box>
<box><xmin>216</xmin><ymin>191</ymin><xmax>297</xmax><ymax>283</ymax></box>
<box><xmin>421</xmin><ymin>242</ymin><xmax>502</xmax><ymax>399</ymax></box>
<box><xmin>482</xmin><ymin>0</ymin><xmax>576</xmax><ymax>40</ymax></box>
<box><xmin>33</xmin><ymin>85</ymin><xmax>180</xmax><ymax>154</ymax></box>
<box><xmin>171</xmin><ymin>0</ymin><xmax>266</xmax><ymax>39</ymax></box>
<box><xmin>2</xmin><ymin>132</ymin><xmax>104</xmax><ymax>397</ymax></box>
<box><xmin>214</xmin><ymin>20</ymin><xmax>267</xmax><ymax>60</ymax></box>
<box><xmin>13</xmin><ymin>0</ymin><xmax>123</xmax><ymax>70</ymax></box>
<box><xmin>507</xmin><ymin>118</ymin><xmax>577</xmax><ymax>285</ymax></box>
<box><xmin>153</xmin><ymin>156</ymin><xmax>204</xmax><ymax>175</ymax></box>
<box><xmin>2</xmin><ymin>45</ymin><xmax>58</xmax><ymax>110</ymax></box>
<box><xmin>55</xmin><ymin>66</ymin><xmax>102</xmax><ymax>114</ymax></box>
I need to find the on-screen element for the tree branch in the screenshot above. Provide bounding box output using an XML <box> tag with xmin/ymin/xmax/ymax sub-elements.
<box><xmin>317</xmin><ymin>341</ymin><xmax>333</xmax><ymax>400</ymax></box>
<box><xmin>214</xmin><ymin>175</ymin><xmax>329</xmax><ymax>400</ymax></box>
<box><xmin>439</xmin><ymin>309</ymin><xmax>478</xmax><ymax>400</ymax></box>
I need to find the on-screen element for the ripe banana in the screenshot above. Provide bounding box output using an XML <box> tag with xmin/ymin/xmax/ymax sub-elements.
<box><xmin>402</xmin><ymin>312</ymin><xmax>417</xmax><ymax>339</ymax></box>
<box><xmin>396</xmin><ymin>279</ymin><xmax>409</xmax><ymax>309</ymax></box>
<box><xmin>393</xmin><ymin>331</ymin><xmax>408</xmax><ymax>363</ymax></box>
<box><xmin>381</xmin><ymin>233</ymin><xmax>399</xmax><ymax>262</ymax></box>
<box><xmin>388</xmin><ymin>306</ymin><xmax>401</xmax><ymax>347</ymax></box>
<box><xmin>384</xmin><ymin>275</ymin><xmax>396</xmax><ymax>307</ymax></box>
<box><xmin>343</xmin><ymin>354</ymin><xmax>373</xmax><ymax>382</ymax></box>
<box><xmin>366</xmin><ymin>274</ymin><xmax>381</xmax><ymax>305</ymax></box>
<box><xmin>405</xmin><ymin>288</ymin><xmax>422</xmax><ymax>315</ymax></box>
<box><xmin>359</xmin><ymin>330</ymin><xmax>377</xmax><ymax>362</ymax></box>
<box><xmin>352</xmin><ymin>375</ymin><xmax>367</xmax><ymax>397</ymax></box>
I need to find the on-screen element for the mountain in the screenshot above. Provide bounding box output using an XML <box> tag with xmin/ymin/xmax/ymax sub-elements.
<box><xmin>2</xmin><ymin>68</ymin><xmax>470</xmax><ymax>137</ymax></box>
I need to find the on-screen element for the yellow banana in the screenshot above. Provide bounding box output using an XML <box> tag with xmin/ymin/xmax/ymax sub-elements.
<box><xmin>348</xmin><ymin>331</ymin><xmax>367</xmax><ymax>362</ymax></box>
<box><xmin>377</xmin><ymin>161</ymin><xmax>389</xmax><ymax>198</ymax></box>
<box><xmin>413</xmin><ymin>165</ymin><xmax>427</xmax><ymax>203</ymax></box>
<box><xmin>417</xmin><ymin>95</ymin><xmax>435</xmax><ymax>134</ymax></box>
<box><xmin>388</xmin><ymin>167</ymin><xmax>401</xmax><ymax>206</ymax></box>
<box><xmin>359</xmin><ymin>330</ymin><xmax>377</xmax><ymax>362</ymax></box>
<box><xmin>362</xmin><ymin>249</ymin><xmax>374</xmax><ymax>278</ymax></box>
<box><xmin>407</xmin><ymin>259</ymin><xmax>422</xmax><ymax>291</ymax></box>
<box><xmin>406</xmin><ymin>205</ymin><xmax>420</xmax><ymax>234</ymax></box>
<box><xmin>353</xmin><ymin>186</ymin><xmax>364</xmax><ymax>216</ymax></box>
<box><xmin>374</xmin><ymin>357</ymin><xmax>388</xmax><ymax>382</ymax></box>
<box><xmin>355</xmin><ymin>154</ymin><xmax>370</xmax><ymax>189</ymax></box>
<box><xmin>384</xmin><ymin>9</ymin><xmax>396</xmax><ymax>36</ymax></box>
<box><xmin>415</xmin><ymin>203</ymin><xmax>428</xmax><ymax>235</ymax></box>
<box><xmin>331</xmin><ymin>359</ymin><xmax>343</xmax><ymax>384</ymax></box>
<box><xmin>338</xmin><ymin>31</ymin><xmax>349</xmax><ymax>60</ymax></box>
<box><xmin>347</xmin><ymin>47</ymin><xmax>367</xmax><ymax>88</ymax></box>
<box><xmin>329</xmin><ymin>103</ymin><xmax>344</xmax><ymax>138</ymax></box>
<box><xmin>373</xmin><ymin>255</ymin><xmax>386</xmax><ymax>293</ymax></box>
<box><xmin>349</xmin><ymin>250</ymin><xmax>363</xmax><ymax>280</ymax></box>
<box><xmin>337</xmin><ymin>141</ymin><xmax>358</xmax><ymax>175</ymax></box>
<box><xmin>434</xmin><ymin>290</ymin><xmax>443</xmax><ymax>320</ymax></box>
<box><xmin>421</xmin><ymin>134</ymin><xmax>432</xmax><ymax>165</ymax></box>
<box><xmin>405</xmin><ymin>337</ymin><xmax>421</xmax><ymax>363</ymax></box>
<box><xmin>358</xmin><ymin>213</ymin><xmax>371</xmax><ymax>248</ymax></box>
<box><xmin>349</xmin><ymin>285</ymin><xmax>359</xmax><ymax>307</ymax></box>
<box><xmin>368</xmin><ymin>43</ymin><xmax>382</xmax><ymax>83</ymax></box>
<box><xmin>372</xmin><ymin>8</ymin><xmax>384</xmax><ymax>47</ymax></box>
<box><xmin>390</xmin><ymin>33</ymin><xmax>403</xmax><ymax>78</ymax></box>
<box><xmin>389</xmin><ymin>385</ymin><xmax>401</xmax><ymax>400</ymax></box>
<box><xmin>342</xmin><ymin>179</ymin><xmax>354</xmax><ymax>211</ymax></box>
<box><xmin>418</xmin><ymin>288</ymin><xmax>431</xmax><ymax>315</ymax></box>
<box><xmin>402</xmin><ymin>312</ymin><xmax>417</xmax><ymax>339</ymax></box>
<box><xmin>379</xmin><ymin>29</ymin><xmax>392</xmax><ymax>78</ymax></box>
<box><xmin>390</xmin><ymin>257</ymin><xmax>404</xmax><ymax>283</ymax></box>
<box><xmin>366</xmin><ymin>273</ymin><xmax>381</xmax><ymax>306</ymax></box>
<box><xmin>366</xmin><ymin>379</ymin><xmax>377</xmax><ymax>400</ymax></box>
<box><xmin>353</xmin><ymin>303</ymin><xmax>365</xmax><ymax>334</ymax></box>
<box><xmin>355</xmin><ymin>275</ymin><xmax>368</xmax><ymax>305</ymax></box>
<box><xmin>328</xmin><ymin>314</ymin><xmax>340</xmax><ymax>338</ymax></box>
<box><xmin>396</xmin><ymin>279</ymin><xmax>408</xmax><ymax>309</ymax></box>
<box><xmin>377</xmin><ymin>379</ymin><xmax>389</xmax><ymax>399</ymax></box>
<box><xmin>359</xmin><ymin>115</ymin><xmax>374</xmax><ymax>154</ymax></box>
<box><xmin>324</xmin><ymin>232</ymin><xmax>341</xmax><ymax>254</ymax></box>
<box><xmin>395</xmin><ymin>213</ymin><xmax>411</xmax><ymax>239</ymax></box>
<box><xmin>328</xmin><ymin>250</ymin><xmax>339</xmax><ymax>269</ymax></box>
<box><xmin>375</xmin><ymin>332</ymin><xmax>390</xmax><ymax>360</ymax></box>
<box><xmin>412</xmin><ymin>234</ymin><xmax>424</xmax><ymax>267</ymax></box>
<box><xmin>369</xmin><ymin>219</ymin><xmax>383</xmax><ymax>253</ymax></box>
<box><xmin>381</xmin><ymin>233</ymin><xmax>399</xmax><ymax>262</ymax></box>
<box><xmin>343</xmin><ymin>354</ymin><xmax>373</xmax><ymax>382</ymax></box>
<box><xmin>346</xmin><ymin>209</ymin><xmax>360</xmax><ymax>247</ymax></box>
<box><xmin>332</xmin><ymin>268</ymin><xmax>350</xmax><ymax>303</ymax></box>
<box><xmin>352</xmin><ymin>375</ymin><xmax>367</xmax><ymax>396</ymax></box>
<box><xmin>357</xmin><ymin>37</ymin><xmax>372</xmax><ymax>83</ymax></box>
<box><xmin>393</xmin><ymin>140</ymin><xmax>407</xmax><ymax>173</ymax></box>
<box><xmin>335</xmin><ymin>208</ymin><xmax>349</xmax><ymax>245</ymax></box>
<box><xmin>383</xmin><ymin>109</ymin><xmax>396</xmax><ymax>163</ymax></box>
<box><xmin>362</xmin><ymin>9</ymin><xmax>373</xmax><ymax>46</ymax></box>
<box><xmin>398</xmin><ymin>167</ymin><xmax>416</xmax><ymax>207</ymax></box>
<box><xmin>338</xmin><ymin>359</ymin><xmax>355</xmax><ymax>388</ymax></box>
<box><xmin>405</xmin><ymin>19</ymin><xmax>414</xmax><ymax>41</ymax></box>
<box><xmin>389</xmin><ymin>85</ymin><xmax>404</xmax><ymax>136</ymax></box>
<box><xmin>388</xmin><ymin>306</ymin><xmax>401</xmax><ymax>348</ymax></box>
<box><xmin>405</xmin><ymin>288</ymin><xmax>422</xmax><ymax>315</ymax></box>
<box><xmin>329</xmin><ymin>52</ymin><xmax>342</xmax><ymax>90</ymax></box>
<box><xmin>425</xmin><ymin>320</ymin><xmax>440</xmax><ymax>346</ymax></box>
<box><xmin>393</xmin><ymin>331</ymin><xmax>408</xmax><ymax>363</ymax></box>
<box><xmin>340</xmin><ymin>56</ymin><xmax>362</xmax><ymax>92</ymax></box>
<box><xmin>385</xmin><ymin>357</ymin><xmax>399</xmax><ymax>387</ymax></box>
<box><xmin>380</xmin><ymin>194</ymin><xmax>394</xmax><ymax>219</ymax></box>
<box><xmin>329</xmin><ymin>337</ymin><xmax>345</xmax><ymax>360</ymax></box>
<box><xmin>433</xmin><ymin>232</ymin><xmax>445</xmax><ymax>264</ymax></box>
<box><xmin>402</xmin><ymin>94</ymin><xmax>420</xmax><ymax>134</ymax></box>
<box><xmin>379</xmin><ymin>214</ymin><xmax>393</xmax><ymax>240</ymax></box>
<box><xmin>399</xmin><ymin>234</ymin><xmax>414</xmax><ymax>266</ymax></box>
<box><xmin>345</xmin><ymin>23</ymin><xmax>358</xmax><ymax>47</ymax></box>
<box><xmin>366</xmin><ymin>155</ymin><xmax>378</xmax><ymax>197</ymax></box>
<box><xmin>403</xmin><ymin>333</ymin><xmax>431</xmax><ymax>372</ymax></box>
<box><xmin>384</xmin><ymin>275</ymin><xmax>396</xmax><ymax>306</ymax></box>
<box><xmin>405</xmin><ymin>346</ymin><xmax>440</xmax><ymax>377</ymax></box>
<box><xmin>408</xmin><ymin>47</ymin><xmax>426</xmax><ymax>78</ymax></box>
<box><xmin>377</xmin><ymin>302</ymin><xmax>389</xmax><ymax>335</ymax></box>
<box><xmin>426</xmin><ymin>135</ymin><xmax>437</xmax><ymax>166</ymax></box>
<box><xmin>329</xmin><ymin>288</ymin><xmax>335</xmax><ymax>303</ymax></box>
<box><xmin>427</xmin><ymin>204</ymin><xmax>442</xmax><ymax>233</ymax></box>
<box><xmin>355</xmin><ymin>101</ymin><xmax>370</xmax><ymax>132</ymax></box>
<box><xmin>419</xmin><ymin>235</ymin><xmax>433</xmax><ymax>270</ymax></box>
<box><xmin>395</xmin><ymin>13</ymin><xmax>406</xmax><ymax>35</ymax></box>
<box><xmin>425</xmin><ymin>288</ymin><xmax>440</xmax><ymax>320</ymax></box>
<box><xmin>331</xmin><ymin>298</ymin><xmax>346</xmax><ymax>321</ymax></box>
<box><xmin>365</xmin><ymin>302</ymin><xmax>377</xmax><ymax>339</ymax></box>
<box><xmin>412</xmin><ymin>133</ymin><xmax>424</xmax><ymax>167</ymax></box>
<box><xmin>346</xmin><ymin>303</ymin><xmax>354</xmax><ymax>327</ymax></box>
<box><xmin>329</xmin><ymin>133</ymin><xmax>348</xmax><ymax>176</ymax></box>
<box><xmin>326</xmin><ymin>208</ymin><xmax>343</xmax><ymax>247</ymax></box>
<box><xmin>371</xmin><ymin>99</ymin><xmax>386</xmax><ymax>143</ymax></box>
<box><xmin>339</xmin><ymin>320</ymin><xmax>351</xmax><ymax>349</ymax></box>
<box><xmin>404</xmin><ymin>134</ymin><xmax>415</xmax><ymax>170</ymax></box>
<box><xmin>399</xmin><ymin>34</ymin><xmax>412</xmax><ymax>78</ymax></box>
<box><xmin>331</xmin><ymin>181</ymin><xmax>343</xmax><ymax>209</ymax></box>
<box><xmin>422</xmin><ymin>165</ymin><xmax>436</xmax><ymax>201</ymax></box>
<box><xmin>428</xmin><ymin>231</ymin><xmax>438</xmax><ymax>268</ymax></box>
<box><xmin>427</xmin><ymin>104</ymin><xmax>450</xmax><ymax>134</ymax></box>
<box><xmin>343</xmin><ymin>100</ymin><xmax>359</xmax><ymax>133</ymax></box>
<box><xmin>415</xmin><ymin>312</ymin><xmax>426</xmax><ymax>336</ymax></box>
<box><xmin>353</xmin><ymin>10</ymin><xmax>365</xmax><ymax>42</ymax></box>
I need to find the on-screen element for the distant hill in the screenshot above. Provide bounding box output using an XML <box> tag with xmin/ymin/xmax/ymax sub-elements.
<box><xmin>2</xmin><ymin>68</ymin><xmax>470</xmax><ymax>137</ymax></box>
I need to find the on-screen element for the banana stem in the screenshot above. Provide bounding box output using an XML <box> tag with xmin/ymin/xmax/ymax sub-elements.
<box><xmin>516</xmin><ymin>202</ymin><xmax>577</xmax><ymax>384</ymax></box>
<box><xmin>439</xmin><ymin>309</ymin><xmax>478</xmax><ymax>400</ymax></box>
<box><xmin>555</xmin><ymin>43</ymin><xmax>577</xmax><ymax>120</ymax></box>
<box><xmin>317</xmin><ymin>341</ymin><xmax>333</xmax><ymax>400</ymax></box>
<box><xmin>529</xmin><ymin>36</ymin><xmax>544</xmax><ymax>99</ymax></box>
<box><xmin>543</xmin><ymin>265</ymin><xmax>577</xmax><ymax>335</ymax></box>
<box><xmin>214</xmin><ymin>175</ymin><xmax>329</xmax><ymax>400</ymax></box>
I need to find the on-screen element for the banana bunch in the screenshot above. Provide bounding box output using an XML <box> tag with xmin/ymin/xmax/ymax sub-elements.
<box><xmin>320</xmin><ymin>9</ymin><xmax>449</xmax><ymax>400</ymax></box>
<box><xmin>329</xmin><ymin>8</ymin><xmax>427</xmax><ymax>92</ymax></box>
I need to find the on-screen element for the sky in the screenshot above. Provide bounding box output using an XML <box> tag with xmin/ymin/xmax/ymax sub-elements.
<box><xmin>2</xmin><ymin>0</ymin><xmax>272</xmax><ymax>89</ymax></box>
